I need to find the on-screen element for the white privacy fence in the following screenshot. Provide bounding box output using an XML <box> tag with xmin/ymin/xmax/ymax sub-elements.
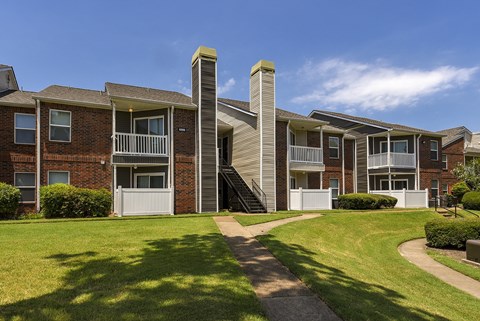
<box><xmin>290</xmin><ymin>188</ymin><xmax>332</xmax><ymax>210</ymax></box>
<box><xmin>115</xmin><ymin>186</ymin><xmax>173</xmax><ymax>216</ymax></box>
<box><xmin>370</xmin><ymin>189</ymin><xmax>428</xmax><ymax>208</ymax></box>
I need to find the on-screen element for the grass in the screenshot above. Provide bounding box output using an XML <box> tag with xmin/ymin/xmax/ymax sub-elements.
<box><xmin>258</xmin><ymin>209</ymin><xmax>480</xmax><ymax>321</ymax></box>
<box><xmin>427</xmin><ymin>249</ymin><xmax>480</xmax><ymax>282</ymax></box>
<box><xmin>0</xmin><ymin>217</ymin><xmax>266</xmax><ymax>321</ymax></box>
<box><xmin>234</xmin><ymin>213</ymin><xmax>302</xmax><ymax>226</ymax></box>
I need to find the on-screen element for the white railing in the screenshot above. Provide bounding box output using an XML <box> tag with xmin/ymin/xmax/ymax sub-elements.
<box><xmin>370</xmin><ymin>189</ymin><xmax>428</xmax><ymax>208</ymax></box>
<box><xmin>115</xmin><ymin>186</ymin><xmax>172</xmax><ymax>216</ymax></box>
<box><xmin>368</xmin><ymin>153</ymin><xmax>415</xmax><ymax>168</ymax></box>
<box><xmin>290</xmin><ymin>145</ymin><xmax>323</xmax><ymax>164</ymax></box>
<box><xmin>290</xmin><ymin>188</ymin><xmax>332</xmax><ymax>210</ymax></box>
<box><xmin>114</xmin><ymin>133</ymin><xmax>168</xmax><ymax>156</ymax></box>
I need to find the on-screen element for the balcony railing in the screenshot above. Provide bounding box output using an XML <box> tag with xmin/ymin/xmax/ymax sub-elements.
<box><xmin>368</xmin><ymin>152</ymin><xmax>415</xmax><ymax>169</ymax></box>
<box><xmin>114</xmin><ymin>133</ymin><xmax>168</xmax><ymax>156</ymax></box>
<box><xmin>290</xmin><ymin>145</ymin><xmax>323</xmax><ymax>164</ymax></box>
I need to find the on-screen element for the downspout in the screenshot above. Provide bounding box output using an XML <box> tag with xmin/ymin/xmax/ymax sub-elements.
<box><xmin>170</xmin><ymin>106</ymin><xmax>175</xmax><ymax>214</ymax></box>
<box><xmin>35</xmin><ymin>99</ymin><xmax>41</xmax><ymax>212</ymax></box>
<box><xmin>320</xmin><ymin>127</ymin><xmax>323</xmax><ymax>189</ymax></box>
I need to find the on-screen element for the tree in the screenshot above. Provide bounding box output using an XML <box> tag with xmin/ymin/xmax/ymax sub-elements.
<box><xmin>452</xmin><ymin>158</ymin><xmax>480</xmax><ymax>191</ymax></box>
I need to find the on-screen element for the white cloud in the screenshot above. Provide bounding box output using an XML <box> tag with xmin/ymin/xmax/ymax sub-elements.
<box><xmin>218</xmin><ymin>78</ymin><xmax>236</xmax><ymax>95</ymax></box>
<box><xmin>292</xmin><ymin>59</ymin><xmax>478</xmax><ymax>112</ymax></box>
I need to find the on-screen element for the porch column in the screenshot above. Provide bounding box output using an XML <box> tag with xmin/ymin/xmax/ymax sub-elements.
<box><xmin>286</xmin><ymin>121</ymin><xmax>291</xmax><ymax>210</ymax></box>
<box><xmin>366</xmin><ymin>135</ymin><xmax>370</xmax><ymax>192</ymax></box>
<box><xmin>387</xmin><ymin>131</ymin><xmax>391</xmax><ymax>192</ymax></box>
<box><xmin>414</xmin><ymin>134</ymin><xmax>418</xmax><ymax>189</ymax></box>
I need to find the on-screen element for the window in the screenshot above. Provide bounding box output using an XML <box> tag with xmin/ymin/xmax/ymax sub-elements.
<box><xmin>48</xmin><ymin>171</ymin><xmax>70</xmax><ymax>185</ymax></box>
<box><xmin>329</xmin><ymin>137</ymin><xmax>339</xmax><ymax>159</ymax></box>
<box><xmin>430</xmin><ymin>140</ymin><xmax>438</xmax><ymax>160</ymax></box>
<box><xmin>380</xmin><ymin>140</ymin><xmax>408</xmax><ymax>153</ymax></box>
<box><xmin>134</xmin><ymin>173</ymin><xmax>165</xmax><ymax>188</ymax></box>
<box><xmin>290</xmin><ymin>176</ymin><xmax>296</xmax><ymax>189</ymax></box>
<box><xmin>330</xmin><ymin>178</ymin><xmax>339</xmax><ymax>199</ymax></box>
<box><xmin>134</xmin><ymin>116</ymin><xmax>164</xmax><ymax>135</ymax></box>
<box><xmin>442</xmin><ymin>154</ymin><xmax>448</xmax><ymax>170</ymax></box>
<box><xmin>50</xmin><ymin>110</ymin><xmax>71</xmax><ymax>142</ymax></box>
<box><xmin>289</xmin><ymin>131</ymin><xmax>296</xmax><ymax>146</ymax></box>
<box><xmin>14</xmin><ymin>172</ymin><xmax>35</xmax><ymax>203</ymax></box>
<box><xmin>15</xmin><ymin>113</ymin><xmax>35</xmax><ymax>144</ymax></box>
<box><xmin>442</xmin><ymin>184</ymin><xmax>448</xmax><ymax>195</ymax></box>
<box><xmin>431</xmin><ymin>180</ymin><xmax>439</xmax><ymax>198</ymax></box>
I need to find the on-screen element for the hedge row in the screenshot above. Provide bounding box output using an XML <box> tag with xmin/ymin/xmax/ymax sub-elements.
<box><xmin>462</xmin><ymin>191</ymin><xmax>480</xmax><ymax>210</ymax></box>
<box><xmin>338</xmin><ymin>193</ymin><xmax>397</xmax><ymax>210</ymax></box>
<box><xmin>0</xmin><ymin>182</ymin><xmax>21</xmax><ymax>219</ymax></box>
<box><xmin>425</xmin><ymin>218</ymin><xmax>480</xmax><ymax>249</ymax></box>
<box><xmin>40</xmin><ymin>184</ymin><xmax>111</xmax><ymax>218</ymax></box>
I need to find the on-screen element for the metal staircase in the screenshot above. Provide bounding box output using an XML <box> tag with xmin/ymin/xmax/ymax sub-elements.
<box><xmin>219</xmin><ymin>161</ymin><xmax>267</xmax><ymax>213</ymax></box>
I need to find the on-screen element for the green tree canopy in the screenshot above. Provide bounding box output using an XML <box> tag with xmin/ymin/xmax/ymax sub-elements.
<box><xmin>452</xmin><ymin>158</ymin><xmax>480</xmax><ymax>191</ymax></box>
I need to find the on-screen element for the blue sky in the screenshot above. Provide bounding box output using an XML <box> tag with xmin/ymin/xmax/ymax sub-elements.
<box><xmin>4</xmin><ymin>0</ymin><xmax>480</xmax><ymax>131</ymax></box>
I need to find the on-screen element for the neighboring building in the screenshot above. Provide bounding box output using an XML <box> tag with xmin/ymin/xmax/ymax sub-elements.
<box><xmin>437</xmin><ymin>126</ymin><xmax>480</xmax><ymax>194</ymax></box>
<box><xmin>309</xmin><ymin>110</ymin><xmax>445</xmax><ymax>198</ymax></box>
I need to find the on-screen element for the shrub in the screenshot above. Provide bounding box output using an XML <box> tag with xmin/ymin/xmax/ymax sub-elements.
<box><xmin>338</xmin><ymin>193</ymin><xmax>397</xmax><ymax>210</ymax></box>
<box><xmin>425</xmin><ymin>218</ymin><xmax>480</xmax><ymax>249</ymax></box>
<box><xmin>0</xmin><ymin>182</ymin><xmax>21</xmax><ymax>219</ymax></box>
<box><xmin>462</xmin><ymin>191</ymin><xmax>480</xmax><ymax>210</ymax></box>
<box><xmin>40</xmin><ymin>184</ymin><xmax>111</xmax><ymax>218</ymax></box>
<box><xmin>451</xmin><ymin>181</ymin><xmax>471</xmax><ymax>202</ymax></box>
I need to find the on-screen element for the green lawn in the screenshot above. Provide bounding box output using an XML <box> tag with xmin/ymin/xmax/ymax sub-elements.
<box><xmin>234</xmin><ymin>213</ymin><xmax>302</xmax><ymax>226</ymax></box>
<box><xmin>258</xmin><ymin>209</ymin><xmax>480</xmax><ymax>321</ymax></box>
<box><xmin>427</xmin><ymin>249</ymin><xmax>480</xmax><ymax>282</ymax></box>
<box><xmin>0</xmin><ymin>217</ymin><xmax>266</xmax><ymax>321</ymax></box>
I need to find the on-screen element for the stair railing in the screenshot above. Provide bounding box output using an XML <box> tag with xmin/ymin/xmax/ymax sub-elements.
<box><xmin>252</xmin><ymin>179</ymin><xmax>267</xmax><ymax>210</ymax></box>
<box><xmin>219</xmin><ymin>159</ymin><xmax>253</xmax><ymax>212</ymax></box>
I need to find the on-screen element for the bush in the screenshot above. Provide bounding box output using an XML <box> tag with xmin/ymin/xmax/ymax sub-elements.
<box><xmin>425</xmin><ymin>218</ymin><xmax>480</xmax><ymax>249</ymax></box>
<box><xmin>40</xmin><ymin>184</ymin><xmax>111</xmax><ymax>218</ymax></box>
<box><xmin>0</xmin><ymin>182</ymin><xmax>21</xmax><ymax>219</ymax></box>
<box><xmin>451</xmin><ymin>181</ymin><xmax>471</xmax><ymax>202</ymax></box>
<box><xmin>462</xmin><ymin>191</ymin><xmax>480</xmax><ymax>210</ymax></box>
<box><xmin>338</xmin><ymin>193</ymin><xmax>397</xmax><ymax>210</ymax></box>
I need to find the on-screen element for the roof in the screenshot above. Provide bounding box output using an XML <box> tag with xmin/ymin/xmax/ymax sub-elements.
<box><xmin>33</xmin><ymin>85</ymin><xmax>110</xmax><ymax>108</ymax></box>
<box><xmin>437</xmin><ymin>126</ymin><xmax>470</xmax><ymax>147</ymax></box>
<box><xmin>106</xmin><ymin>82</ymin><xmax>195</xmax><ymax>108</ymax></box>
<box><xmin>311</xmin><ymin>110</ymin><xmax>444</xmax><ymax>137</ymax></box>
<box><xmin>0</xmin><ymin>64</ymin><xmax>11</xmax><ymax>69</ymax></box>
<box><xmin>0</xmin><ymin>90</ymin><xmax>35</xmax><ymax>107</ymax></box>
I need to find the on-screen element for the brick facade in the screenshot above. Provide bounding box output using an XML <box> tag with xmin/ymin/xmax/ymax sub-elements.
<box><xmin>441</xmin><ymin>137</ymin><xmax>464</xmax><ymax>193</ymax></box>
<box><xmin>418</xmin><ymin>136</ymin><xmax>443</xmax><ymax>197</ymax></box>
<box><xmin>173</xmin><ymin>108</ymin><xmax>196</xmax><ymax>213</ymax></box>
<box><xmin>322</xmin><ymin>133</ymin><xmax>343</xmax><ymax>191</ymax></box>
<box><xmin>275</xmin><ymin>121</ymin><xmax>288</xmax><ymax>210</ymax></box>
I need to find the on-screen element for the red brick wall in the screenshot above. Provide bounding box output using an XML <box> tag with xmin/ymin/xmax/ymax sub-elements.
<box><xmin>276</xmin><ymin>121</ymin><xmax>288</xmax><ymax>210</ymax></box>
<box><xmin>322</xmin><ymin>133</ymin><xmax>343</xmax><ymax>191</ymax></box>
<box><xmin>418</xmin><ymin>136</ymin><xmax>443</xmax><ymax>197</ymax></box>
<box><xmin>40</xmin><ymin>102</ymin><xmax>112</xmax><ymax>189</ymax></box>
<box><xmin>173</xmin><ymin>108</ymin><xmax>196</xmax><ymax>213</ymax></box>
<box><xmin>441</xmin><ymin>138</ymin><xmax>464</xmax><ymax>193</ymax></box>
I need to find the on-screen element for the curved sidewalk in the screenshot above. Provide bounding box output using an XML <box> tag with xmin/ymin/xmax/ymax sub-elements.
<box><xmin>214</xmin><ymin>214</ymin><xmax>341</xmax><ymax>321</ymax></box>
<box><xmin>398</xmin><ymin>238</ymin><xmax>480</xmax><ymax>299</ymax></box>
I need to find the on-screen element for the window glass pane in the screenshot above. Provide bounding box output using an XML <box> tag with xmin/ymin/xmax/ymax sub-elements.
<box><xmin>51</xmin><ymin>126</ymin><xmax>70</xmax><ymax>141</ymax></box>
<box><xmin>290</xmin><ymin>132</ymin><xmax>296</xmax><ymax>145</ymax></box>
<box><xmin>394</xmin><ymin>181</ymin><xmax>407</xmax><ymax>190</ymax></box>
<box><xmin>329</xmin><ymin>137</ymin><xmax>339</xmax><ymax>148</ymax></box>
<box><xmin>431</xmin><ymin>180</ymin><xmax>439</xmax><ymax>188</ymax></box>
<box><xmin>442</xmin><ymin>184</ymin><xmax>448</xmax><ymax>194</ymax></box>
<box><xmin>51</xmin><ymin>111</ymin><xmax>70</xmax><ymax>126</ymax></box>
<box><xmin>430</xmin><ymin>141</ymin><xmax>438</xmax><ymax>151</ymax></box>
<box><xmin>49</xmin><ymin>172</ymin><xmax>69</xmax><ymax>184</ymax></box>
<box><xmin>381</xmin><ymin>181</ymin><xmax>389</xmax><ymax>190</ymax></box>
<box><xmin>135</xmin><ymin>119</ymin><xmax>149</xmax><ymax>135</ymax></box>
<box><xmin>149</xmin><ymin>118</ymin><xmax>163</xmax><ymax>135</ymax></box>
<box><xmin>290</xmin><ymin>177</ymin><xmax>296</xmax><ymax>189</ymax></box>
<box><xmin>16</xmin><ymin>114</ymin><xmax>35</xmax><ymax>129</ymax></box>
<box><xmin>393</xmin><ymin>141</ymin><xmax>407</xmax><ymax>153</ymax></box>
<box><xmin>16</xmin><ymin>129</ymin><xmax>35</xmax><ymax>144</ymax></box>
<box><xmin>19</xmin><ymin>188</ymin><xmax>35</xmax><ymax>202</ymax></box>
<box><xmin>15</xmin><ymin>173</ymin><xmax>35</xmax><ymax>187</ymax></box>
<box><xmin>329</xmin><ymin>179</ymin><xmax>339</xmax><ymax>188</ymax></box>
<box><xmin>137</xmin><ymin>176</ymin><xmax>149</xmax><ymax>188</ymax></box>
<box><xmin>150</xmin><ymin>175</ymin><xmax>164</xmax><ymax>188</ymax></box>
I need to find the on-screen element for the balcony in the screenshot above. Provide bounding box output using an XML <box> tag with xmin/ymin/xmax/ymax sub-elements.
<box><xmin>114</xmin><ymin>133</ymin><xmax>168</xmax><ymax>156</ymax></box>
<box><xmin>290</xmin><ymin>145</ymin><xmax>323</xmax><ymax>164</ymax></box>
<box><xmin>368</xmin><ymin>152</ymin><xmax>415</xmax><ymax>169</ymax></box>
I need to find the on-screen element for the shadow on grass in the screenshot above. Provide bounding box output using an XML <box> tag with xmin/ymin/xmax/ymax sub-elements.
<box><xmin>0</xmin><ymin>234</ymin><xmax>265</xmax><ymax>321</ymax></box>
<box><xmin>256</xmin><ymin>235</ymin><xmax>450</xmax><ymax>321</ymax></box>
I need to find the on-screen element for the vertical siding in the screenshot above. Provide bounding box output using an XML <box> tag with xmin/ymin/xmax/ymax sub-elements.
<box><xmin>356</xmin><ymin>135</ymin><xmax>368</xmax><ymax>192</ymax></box>
<box><xmin>261</xmin><ymin>71</ymin><xmax>276</xmax><ymax>211</ymax></box>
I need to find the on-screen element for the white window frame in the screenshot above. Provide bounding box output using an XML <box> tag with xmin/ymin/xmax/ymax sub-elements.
<box><xmin>442</xmin><ymin>154</ymin><xmax>448</xmax><ymax>170</ymax></box>
<box><xmin>14</xmin><ymin>172</ymin><xmax>36</xmax><ymax>203</ymax></box>
<box><xmin>431</xmin><ymin>179</ymin><xmax>439</xmax><ymax>197</ymax></box>
<box><xmin>380</xmin><ymin>179</ymin><xmax>409</xmax><ymax>190</ymax></box>
<box><xmin>48</xmin><ymin>171</ymin><xmax>70</xmax><ymax>185</ymax></box>
<box><xmin>442</xmin><ymin>183</ymin><xmax>448</xmax><ymax>195</ymax></box>
<box><xmin>49</xmin><ymin>109</ymin><xmax>72</xmax><ymax>142</ymax></box>
<box><xmin>329</xmin><ymin>178</ymin><xmax>340</xmax><ymax>199</ymax></box>
<box><xmin>380</xmin><ymin>140</ymin><xmax>408</xmax><ymax>154</ymax></box>
<box><xmin>134</xmin><ymin>172</ymin><xmax>166</xmax><ymax>188</ymax></box>
<box><xmin>430</xmin><ymin>140</ymin><xmax>439</xmax><ymax>161</ymax></box>
<box><xmin>14</xmin><ymin>113</ymin><xmax>36</xmax><ymax>145</ymax></box>
<box><xmin>133</xmin><ymin>115</ymin><xmax>164</xmax><ymax>136</ymax></box>
<box><xmin>329</xmin><ymin>136</ymin><xmax>339</xmax><ymax>159</ymax></box>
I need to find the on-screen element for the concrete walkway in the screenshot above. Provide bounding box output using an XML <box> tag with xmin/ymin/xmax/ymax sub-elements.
<box><xmin>398</xmin><ymin>238</ymin><xmax>480</xmax><ymax>299</ymax></box>
<box><xmin>214</xmin><ymin>215</ymin><xmax>341</xmax><ymax>321</ymax></box>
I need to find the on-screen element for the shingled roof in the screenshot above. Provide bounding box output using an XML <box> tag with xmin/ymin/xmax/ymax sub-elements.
<box><xmin>311</xmin><ymin>110</ymin><xmax>444</xmax><ymax>136</ymax></box>
<box><xmin>0</xmin><ymin>90</ymin><xmax>35</xmax><ymax>107</ymax></box>
<box><xmin>33</xmin><ymin>85</ymin><xmax>110</xmax><ymax>108</ymax></box>
<box><xmin>106</xmin><ymin>82</ymin><xmax>195</xmax><ymax>108</ymax></box>
<box><xmin>436</xmin><ymin>126</ymin><xmax>470</xmax><ymax>146</ymax></box>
